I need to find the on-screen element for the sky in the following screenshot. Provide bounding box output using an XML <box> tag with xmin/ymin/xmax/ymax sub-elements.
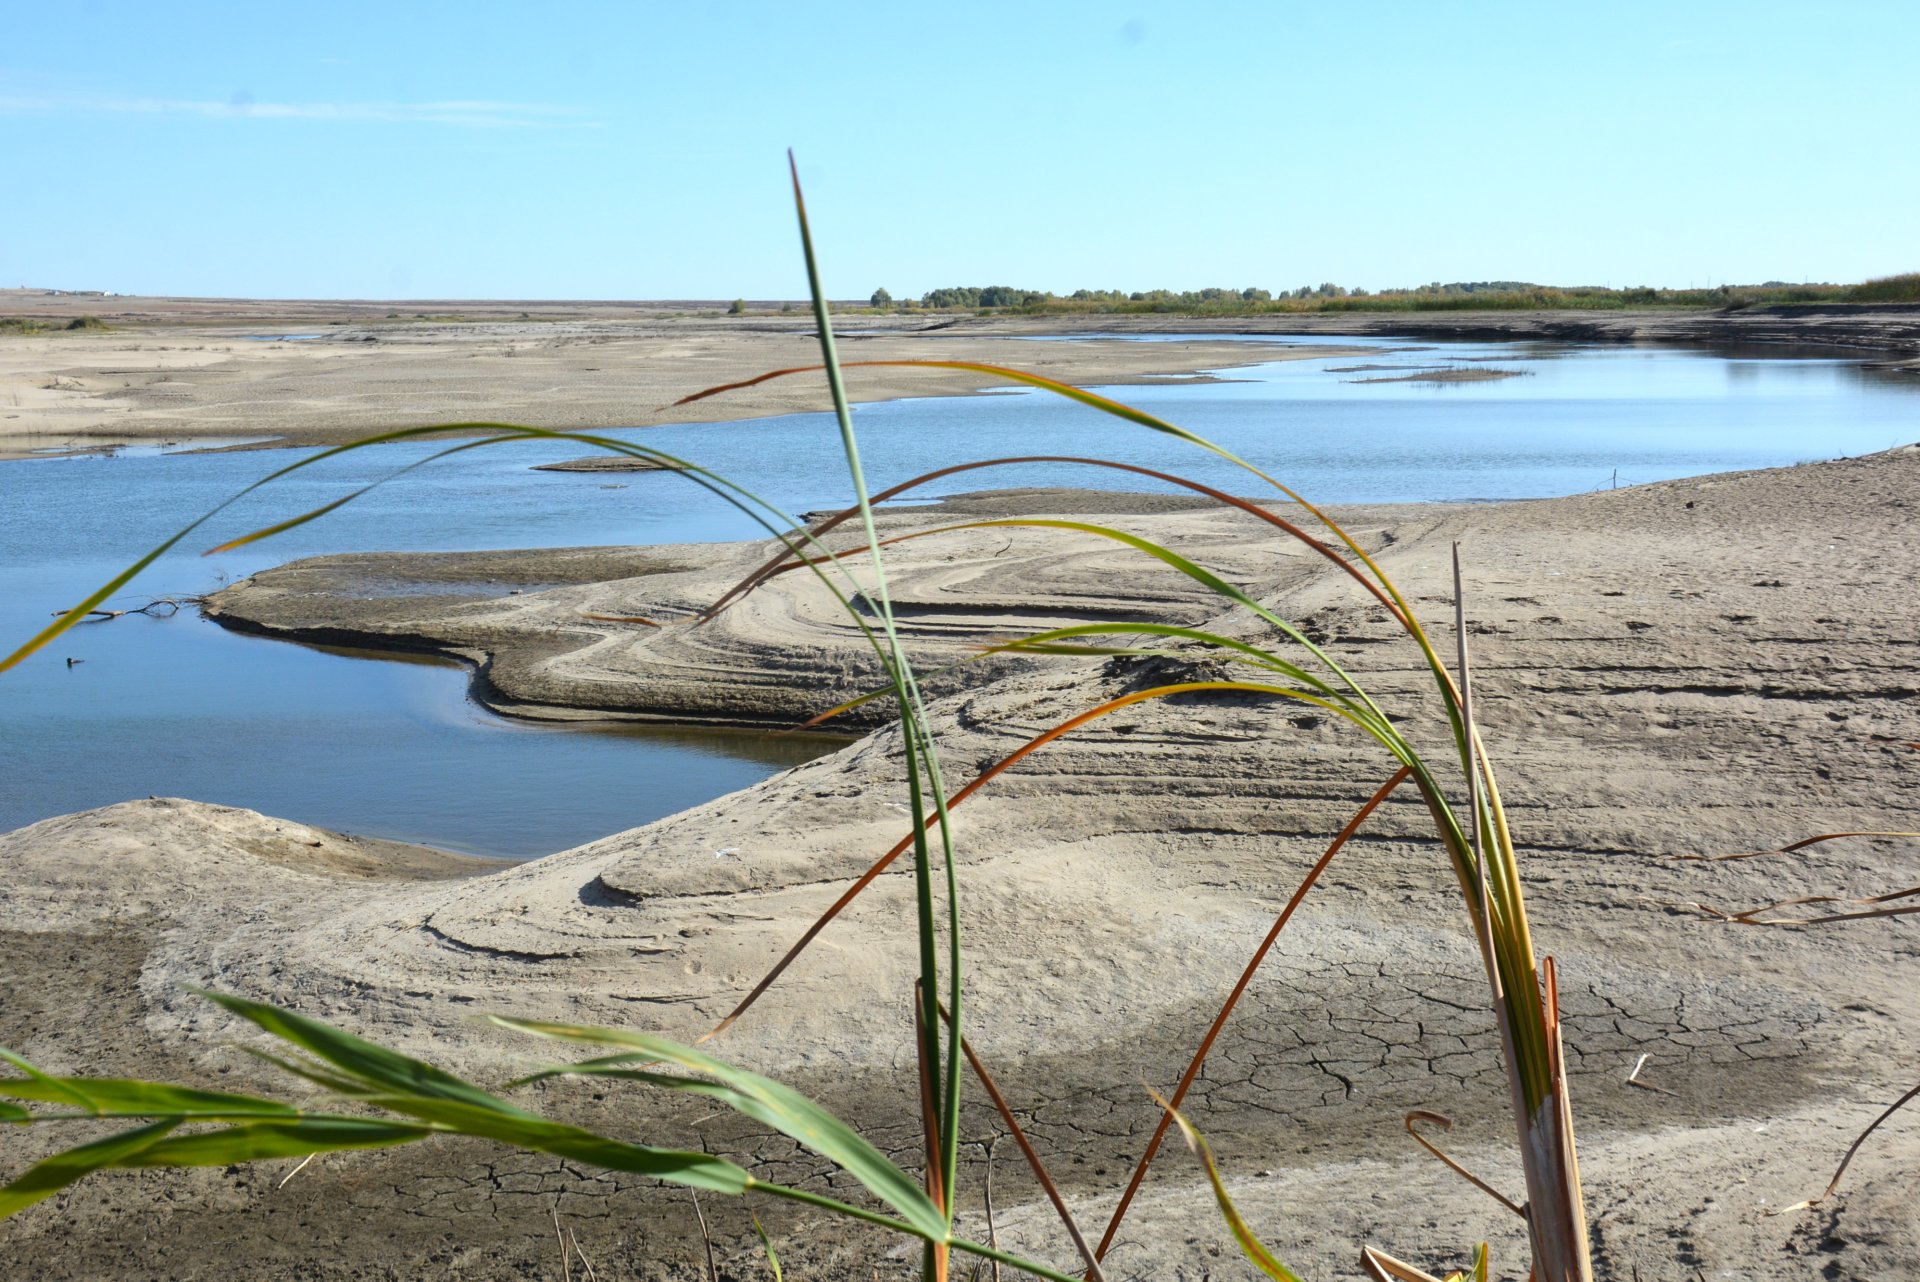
<box><xmin>4</xmin><ymin>1</ymin><xmax>1915</xmax><ymax>300</ymax></box>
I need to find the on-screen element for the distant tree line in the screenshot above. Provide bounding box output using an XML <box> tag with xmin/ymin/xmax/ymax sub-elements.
<box><xmin>851</xmin><ymin>273</ymin><xmax>1919</xmax><ymax>315</ymax></box>
<box><xmin>916</xmin><ymin>285</ymin><xmax>1053</xmax><ymax>308</ymax></box>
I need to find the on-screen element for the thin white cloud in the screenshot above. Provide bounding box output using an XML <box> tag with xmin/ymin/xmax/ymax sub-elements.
<box><xmin>0</xmin><ymin>93</ymin><xmax>597</xmax><ymax>128</ymax></box>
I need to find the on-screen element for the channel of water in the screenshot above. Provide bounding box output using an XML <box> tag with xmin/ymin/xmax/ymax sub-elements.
<box><xmin>2</xmin><ymin>336</ymin><xmax>1911</xmax><ymax>857</ymax></box>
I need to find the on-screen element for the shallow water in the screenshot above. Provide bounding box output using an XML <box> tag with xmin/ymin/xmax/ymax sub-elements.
<box><xmin>2</xmin><ymin>337</ymin><xmax>1913</xmax><ymax>857</ymax></box>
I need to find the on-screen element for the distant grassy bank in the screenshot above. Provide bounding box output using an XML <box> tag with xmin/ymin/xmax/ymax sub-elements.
<box><xmin>867</xmin><ymin>272</ymin><xmax>1920</xmax><ymax>317</ymax></box>
<box><xmin>0</xmin><ymin>315</ymin><xmax>111</xmax><ymax>335</ymax></box>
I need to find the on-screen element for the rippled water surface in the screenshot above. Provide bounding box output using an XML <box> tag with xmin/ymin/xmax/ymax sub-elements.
<box><xmin>3</xmin><ymin>337</ymin><xmax>1912</xmax><ymax>856</ymax></box>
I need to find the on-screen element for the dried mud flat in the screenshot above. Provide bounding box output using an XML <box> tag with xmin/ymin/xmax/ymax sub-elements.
<box><xmin>4</xmin><ymin>445</ymin><xmax>1919</xmax><ymax>1280</ymax></box>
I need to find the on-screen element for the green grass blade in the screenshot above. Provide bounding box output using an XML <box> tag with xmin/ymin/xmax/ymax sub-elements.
<box><xmin>835</xmin><ymin>361</ymin><xmax>1447</xmax><ymax>670</ymax></box>
<box><xmin>0</xmin><ymin>1119</ymin><xmax>179</xmax><ymax>1218</ymax></box>
<box><xmin>0</xmin><ymin>1073</ymin><xmax>303</xmax><ymax>1119</ymax></box>
<box><xmin>6</xmin><ymin>422</ymin><xmax>897</xmax><ymax>692</ymax></box>
<box><xmin>235</xmin><ymin>1046</ymin><xmax>376</xmax><ymax>1095</ymax></box>
<box><xmin>344</xmin><ymin>1091</ymin><xmax>753</xmax><ymax>1193</ymax></box>
<box><xmin>496</xmin><ymin>1016</ymin><xmax>945</xmax><ymax>1237</ymax></box>
<box><xmin>789</xmin><ymin>154</ymin><xmax>964</xmax><ymax>1219</ymax></box>
<box><xmin>202</xmin><ymin>433</ymin><xmax>524</xmax><ymax>553</ymax></box>
<box><xmin>118</xmin><ymin>1118</ymin><xmax>432</xmax><ymax>1167</ymax></box>
<box><xmin>983</xmin><ymin>622</ymin><xmax>1351</xmax><ymax>697</ymax></box>
<box><xmin>0</xmin><ymin>1049</ymin><xmax>97</xmax><ymax>1113</ymax></box>
<box><xmin>883</xmin><ymin>516</ymin><xmax>1392</xmax><ymax>725</ymax></box>
<box><xmin>1153</xmin><ymin>1095</ymin><xmax>1306</xmax><ymax>1282</ymax></box>
<box><xmin>753</xmin><ymin>1214</ymin><xmax>785</xmax><ymax>1282</ymax></box>
<box><xmin>694</xmin><ymin>452</ymin><xmax>1408</xmax><ymax>647</ymax></box>
<box><xmin>198</xmin><ymin>991</ymin><xmax>533</xmax><ymax>1117</ymax></box>
<box><xmin>793</xmin><ymin>619</ymin><xmax>1387</xmax><ymax>738</ymax></box>
<box><xmin>1</xmin><ymin>422</ymin><xmax>539</xmax><ymax>674</ymax></box>
<box><xmin>942</xmin><ymin>1234</ymin><xmax>1094</xmax><ymax>1282</ymax></box>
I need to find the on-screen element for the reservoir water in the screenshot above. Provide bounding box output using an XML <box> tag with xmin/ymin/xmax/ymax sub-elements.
<box><xmin>2</xmin><ymin>337</ymin><xmax>1913</xmax><ymax>857</ymax></box>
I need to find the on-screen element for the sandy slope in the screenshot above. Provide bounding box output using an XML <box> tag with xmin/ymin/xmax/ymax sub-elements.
<box><xmin>3</xmin><ymin>446</ymin><xmax>1918</xmax><ymax>1279</ymax></box>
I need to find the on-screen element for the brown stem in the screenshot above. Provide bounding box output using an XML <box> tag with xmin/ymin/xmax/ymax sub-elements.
<box><xmin>699</xmin><ymin>684</ymin><xmax>1280</xmax><ymax>1043</ymax></box>
<box><xmin>691</xmin><ymin>1191</ymin><xmax>719</xmax><ymax>1282</ymax></box>
<box><xmin>1403</xmin><ymin>1111</ymin><xmax>1524</xmax><ymax>1217</ymax></box>
<box><xmin>1811</xmin><ymin>1079</ymin><xmax>1920</xmax><ymax>1205</ymax></box>
<box><xmin>1092</xmin><ymin>767</ymin><xmax>1414</xmax><ymax>1262</ymax></box>
<box><xmin>933</xmin><ymin>1002</ymin><xmax>1107</xmax><ymax>1282</ymax></box>
<box><xmin>914</xmin><ymin>983</ymin><xmax>948</xmax><ymax>1216</ymax></box>
<box><xmin>1672</xmin><ymin>830</ymin><xmax>1920</xmax><ymax>863</ymax></box>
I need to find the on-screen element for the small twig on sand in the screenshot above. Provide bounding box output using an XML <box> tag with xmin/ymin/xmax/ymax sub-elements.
<box><xmin>692</xmin><ymin>1190</ymin><xmax>720</xmax><ymax>1282</ymax></box>
<box><xmin>983</xmin><ymin>1138</ymin><xmax>1002</xmax><ymax>1282</ymax></box>
<box><xmin>552</xmin><ymin>1200</ymin><xmax>572</xmax><ymax>1282</ymax></box>
<box><xmin>1625</xmin><ymin>1054</ymin><xmax>1676</xmax><ymax>1096</ymax></box>
<box><xmin>1775</xmin><ymin>1080</ymin><xmax>1920</xmax><ymax>1215</ymax></box>
<box><xmin>569</xmin><ymin>1226</ymin><xmax>599</xmax><ymax>1282</ymax></box>
<box><xmin>276</xmin><ymin>1153</ymin><xmax>317</xmax><ymax>1189</ymax></box>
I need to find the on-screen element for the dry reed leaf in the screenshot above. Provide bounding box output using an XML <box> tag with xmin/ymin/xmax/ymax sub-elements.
<box><xmin>1403</xmin><ymin>1112</ymin><xmax>1523</xmax><ymax>1217</ymax></box>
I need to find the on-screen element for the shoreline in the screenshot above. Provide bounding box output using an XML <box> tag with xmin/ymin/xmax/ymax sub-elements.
<box><xmin>5</xmin><ymin>298</ymin><xmax>1917</xmax><ymax>462</ymax></box>
<box><xmin>7</xmin><ymin>286</ymin><xmax>1919</xmax><ymax>351</ymax></box>
<box><xmin>0</xmin><ymin>314</ymin><xmax>1356</xmax><ymax>461</ymax></box>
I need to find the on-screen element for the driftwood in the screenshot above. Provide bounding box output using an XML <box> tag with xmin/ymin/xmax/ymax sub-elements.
<box><xmin>56</xmin><ymin>594</ymin><xmax>205</xmax><ymax>623</ymax></box>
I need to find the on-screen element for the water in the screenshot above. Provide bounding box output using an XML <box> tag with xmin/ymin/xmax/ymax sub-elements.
<box><xmin>2</xmin><ymin>338</ymin><xmax>1913</xmax><ymax>857</ymax></box>
<box><xmin>981</xmin><ymin>335</ymin><xmax>1916</xmax><ymax>501</ymax></box>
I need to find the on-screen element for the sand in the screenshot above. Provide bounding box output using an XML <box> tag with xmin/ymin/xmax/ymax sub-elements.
<box><xmin>6</xmin><ymin>291</ymin><xmax>1916</xmax><ymax>462</ymax></box>
<box><xmin>0</xmin><ymin>297</ymin><xmax>1358</xmax><ymax>461</ymax></box>
<box><xmin>5</xmin><ymin>438</ymin><xmax>1920</xmax><ymax>1280</ymax></box>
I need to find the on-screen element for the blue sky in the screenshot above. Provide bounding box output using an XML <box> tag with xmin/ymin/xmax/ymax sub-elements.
<box><xmin>4</xmin><ymin>2</ymin><xmax>1914</xmax><ymax>300</ymax></box>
